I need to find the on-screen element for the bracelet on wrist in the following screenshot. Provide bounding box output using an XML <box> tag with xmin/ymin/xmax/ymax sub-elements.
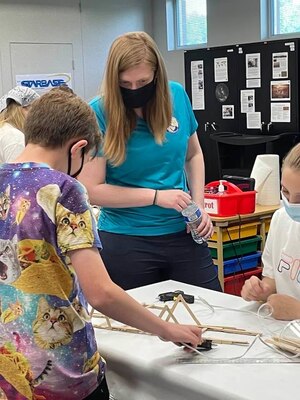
<box><xmin>153</xmin><ymin>189</ymin><xmax>158</xmax><ymax>205</ymax></box>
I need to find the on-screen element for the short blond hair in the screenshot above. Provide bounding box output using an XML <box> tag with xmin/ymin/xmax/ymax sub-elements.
<box><xmin>282</xmin><ymin>143</ymin><xmax>300</xmax><ymax>172</ymax></box>
<box><xmin>101</xmin><ymin>31</ymin><xmax>172</xmax><ymax>166</ymax></box>
<box><xmin>0</xmin><ymin>101</ymin><xmax>26</xmax><ymax>131</ymax></box>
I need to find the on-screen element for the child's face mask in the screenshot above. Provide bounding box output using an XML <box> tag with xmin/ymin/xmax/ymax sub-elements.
<box><xmin>281</xmin><ymin>192</ymin><xmax>300</xmax><ymax>223</ymax></box>
<box><xmin>67</xmin><ymin>146</ymin><xmax>85</xmax><ymax>179</ymax></box>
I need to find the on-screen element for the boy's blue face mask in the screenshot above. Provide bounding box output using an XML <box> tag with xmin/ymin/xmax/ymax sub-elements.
<box><xmin>281</xmin><ymin>192</ymin><xmax>300</xmax><ymax>223</ymax></box>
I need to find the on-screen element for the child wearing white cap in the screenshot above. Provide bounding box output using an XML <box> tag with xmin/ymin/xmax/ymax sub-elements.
<box><xmin>0</xmin><ymin>86</ymin><xmax>39</xmax><ymax>163</ymax></box>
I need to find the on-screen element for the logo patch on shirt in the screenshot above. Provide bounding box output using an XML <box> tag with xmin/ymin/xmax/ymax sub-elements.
<box><xmin>167</xmin><ymin>117</ymin><xmax>179</xmax><ymax>133</ymax></box>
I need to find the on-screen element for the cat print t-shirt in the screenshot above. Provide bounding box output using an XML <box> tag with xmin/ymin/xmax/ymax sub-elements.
<box><xmin>0</xmin><ymin>162</ymin><xmax>105</xmax><ymax>400</ymax></box>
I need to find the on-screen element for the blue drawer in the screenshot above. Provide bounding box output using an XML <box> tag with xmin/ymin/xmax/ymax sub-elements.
<box><xmin>224</xmin><ymin>251</ymin><xmax>261</xmax><ymax>276</ymax></box>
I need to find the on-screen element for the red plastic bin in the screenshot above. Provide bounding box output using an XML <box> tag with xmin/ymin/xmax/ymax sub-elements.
<box><xmin>224</xmin><ymin>267</ymin><xmax>262</xmax><ymax>296</ymax></box>
<box><xmin>204</xmin><ymin>180</ymin><xmax>256</xmax><ymax>217</ymax></box>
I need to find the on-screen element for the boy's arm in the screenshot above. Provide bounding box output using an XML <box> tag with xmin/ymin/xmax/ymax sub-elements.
<box><xmin>69</xmin><ymin>247</ymin><xmax>202</xmax><ymax>346</ymax></box>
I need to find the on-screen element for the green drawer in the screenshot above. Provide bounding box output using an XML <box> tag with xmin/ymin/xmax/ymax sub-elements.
<box><xmin>210</xmin><ymin>235</ymin><xmax>261</xmax><ymax>260</ymax></box>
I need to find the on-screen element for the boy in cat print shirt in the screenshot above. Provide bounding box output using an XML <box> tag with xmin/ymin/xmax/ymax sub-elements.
<box><xmin>0</xmin><ymin>87</ymin><xmax>202</xmax><ymax>400</ymax></box>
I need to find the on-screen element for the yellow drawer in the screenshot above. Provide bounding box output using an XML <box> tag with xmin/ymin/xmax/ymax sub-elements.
<box><xmin>211</xmin><ymin>222</ymin><xmax>259</xmax><ymax>242</ymax></box>
<box><xmin>265</xmin><ymin>218</ymin><xmax>271</xmax><ymax>233</ymax></box>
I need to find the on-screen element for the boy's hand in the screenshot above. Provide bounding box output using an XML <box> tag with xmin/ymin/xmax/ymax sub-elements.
<box><xmin>159</xmin><ymin>322</ymin><xmax>202</xmax><ymax>348</ymax></box>
<box><xmin>241</xmin><ymin>276</ymin><xmax>272</xmax><ymax>301</ymax></box>
<box><xmin>267</xmin><ymin>294</ymin><xmax>300</xmax><ymax>321</ymax></box>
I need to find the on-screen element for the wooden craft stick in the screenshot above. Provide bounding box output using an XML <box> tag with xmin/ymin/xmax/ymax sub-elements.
<box><xmin>165</xmin><ymin>295</ymin><xmax>202</xmax><ymax>326</ymax></box>
<box><xmin>93</xmin><ymin>324</ymin><xmax>143</xmax><ymax>334</ymax></box>
<box><xmin>92</xmin><ymin>313</ymin><xmax>107</xmax><ymax>318</ymax></box>
<box><xmin>272</xmin><ymin>336</ymin><xmax>300</xmax><ymax>349</ymax></box>
<box><xmin>200</xmin><ymin>324</ymin><xmax>241</xmax><ymax>330</ymax></box>
<box><xmin>92</xmin><ymin>298</ymin><xmax>260</xmax><ymax>338</ymax></box>
<box><xmin>205</xmin><ymin>337</ymin><xmax>249</xmax><ymax>345</ymax></box>
<box><xmin>273</xmin><ymin>336</ymin><xmax>300</xmax><ymax>345</ymax></box>
<box><xmin>266</xmin><ymin>338</ymin><xmax>300</xmax><ymax>355</ymax></box>
<box><xmin>159</xmin><ymin>305</ymin><xmax>180</xmax><ymax>324</ymax></box>
<box><xmin>198</xmin><ymin>325</ymin><xmax>261</xmax><ymax>336</ymax></box>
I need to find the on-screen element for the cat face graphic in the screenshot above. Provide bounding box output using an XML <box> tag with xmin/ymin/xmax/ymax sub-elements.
<box><xmin>0</xmin><ymin>235</ymin><xmax>20</xmax><ymax>284</ymax></box>
<box><xmin>33</xmin><ymin>297</ymin><xmax>73</xmax><ymax>349</ymax></box>
<box><xmin>33</xmin><ymin>297</ymin><xmax>86</xmax><ymax>349</ymax></box>
<box><xmin>56</xmin><ymin>203</ymin><xmax>94</xmax><ymax>252</ymax></box>
<box><xmin>0</xmin><ymin>185</ymin><xmax>11</xmax><ymax>220</ymax></box>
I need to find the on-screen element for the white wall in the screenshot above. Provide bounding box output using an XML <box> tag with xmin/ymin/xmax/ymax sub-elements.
<box><xmin>81</xmin><ymin>0</ymin><xmax>152</xmax><ymax>101</ymax></box>
<box><xmin>0</xmin><ymin>0</ymin><xmax>85</xmax><ymax>96</ymax></box>
<box><xmin>0</xmin><ymin>0</ymin><xmax>152</xmax><ymax>99</ymax></box>
<box><xmin>0</xmin><ymin>0</ymin><xmax>294</xmax><ymax>96</ymax></box>
<box><xmin>207</xmin><ymin>0</ymin><xmax>264</xmax><ymax>47</ymax></box>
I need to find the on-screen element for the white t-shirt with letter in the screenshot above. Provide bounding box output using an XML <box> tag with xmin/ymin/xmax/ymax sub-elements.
<box><xmin>263</xmin><ymin>206</ymin><xmax>300</xmax><ymax>300</ymax></box>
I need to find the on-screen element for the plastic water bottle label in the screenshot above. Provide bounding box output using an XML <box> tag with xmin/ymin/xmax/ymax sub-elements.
<box><xmin>183</xmin><ymin>208</ymin><xmax>201</xmax><ymax>223</ymax></box>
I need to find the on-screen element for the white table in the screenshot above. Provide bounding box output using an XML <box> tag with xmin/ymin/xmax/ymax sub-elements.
<box><xmin>93</xmin><ymin>280</ymin><xmax>300</xmax><ymax>400</ymax></box>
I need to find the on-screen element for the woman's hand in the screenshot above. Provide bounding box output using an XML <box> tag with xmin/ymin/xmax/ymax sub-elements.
<box><xmin>154</xmin><ymin>191</ymin><xmax>213</xmax><ymax>238</ymax></box>
<box><xmin>154</xmin><ymin>189</ymin><xmax>192</xmax><ymax>212</ymax></box>
<box><xmin>184</xmin><ymin>206</ymin><xmax>213</xmax><ymax>240</ymax></box>
<box><xmin>195</xmin><ymin>208</ymin><xmax>214</xmax><ymax>239</ymax></box>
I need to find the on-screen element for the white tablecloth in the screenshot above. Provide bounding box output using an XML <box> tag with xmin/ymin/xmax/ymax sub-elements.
<box><xmin>93</xmin><ymin>280</ymin><xmax>300</xmax><ymax>400</ymax></box>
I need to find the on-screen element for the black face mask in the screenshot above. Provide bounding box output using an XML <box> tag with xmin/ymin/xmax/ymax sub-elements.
<box><xmin>67</xmin><ymin>145</ymin><xmax>85</xmax><ymax>179</ymax></box>
<box><xmin>120</xmin><ymin>79</ymin><xmax>156</xmax><ymax>109</ymax></box>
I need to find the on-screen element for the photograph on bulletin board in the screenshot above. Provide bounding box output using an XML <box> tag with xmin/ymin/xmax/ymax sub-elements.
<box><xmin>222</xmin><ymin>105</ymin><xmax>234</xmax><ymax>119</ymax></box>
<box><xmin>270</xmin><ymin>80</ymin><xmax>290</xmax><ymax>101</ymax></box>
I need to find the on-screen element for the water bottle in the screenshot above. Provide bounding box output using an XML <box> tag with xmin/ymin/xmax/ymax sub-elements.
<box><xmin>181</xmin><ymin>201</ymin><xmax>205</xmax><ymax>244</ymax></box>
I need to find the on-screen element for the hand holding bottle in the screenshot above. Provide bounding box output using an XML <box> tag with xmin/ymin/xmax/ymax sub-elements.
<box><xmin>196</xmin><ymin>208</ymin><xmax>214</xmax><ymax>239</ymax></box>
<box><xmin>182</xmin><ymin>202</ymin><xmax>213</xmax><ymax>243</ymax></box>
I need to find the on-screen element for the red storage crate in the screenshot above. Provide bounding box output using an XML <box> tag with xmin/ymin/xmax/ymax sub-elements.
<box><xmin>204</xmin><ymin>180</ymin><xmax>256</xmax><ymax>217</ymax></box>
<box><xmin>224</xmin><ymin>267</ymin><xmax>262</xmax><ymax>296</ymax></box>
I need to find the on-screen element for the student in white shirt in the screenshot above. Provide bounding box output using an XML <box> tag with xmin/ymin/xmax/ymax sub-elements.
<box><xmin>241</xmin><ymin>142</ymin><xmax>300</xmax><ymax>320</ymax></box>
<box><xmin>0</xmin><ymin>86</ymin><xmax>39</xmax><ymax>163</ymax></box>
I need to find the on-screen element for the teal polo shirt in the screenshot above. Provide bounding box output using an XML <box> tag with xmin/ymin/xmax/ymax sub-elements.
<box><xmin>89</xmin><ymin>81</ymin><xmax>198</xmax><ymax>235</ymax></box>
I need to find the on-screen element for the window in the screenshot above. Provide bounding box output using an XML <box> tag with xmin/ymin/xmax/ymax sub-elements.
<box><xmin>166</xmin><ymin>0</ymin><xmax>207</xmax><ymax>50</ymax></box>
<box><xmin>271</xmin><ymin>0</ymin><xmax>300</xmax><ymax>36</ymax></box>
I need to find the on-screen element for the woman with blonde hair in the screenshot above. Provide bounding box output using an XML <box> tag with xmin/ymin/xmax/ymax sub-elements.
<box><xmin>241</xmin><ymin>142</ymin><xmax>300</xmax><ymax>320</ymax></box>
<box><xmin>79</xmin><ymin>31</ymin><xmax>221</xmax><ymax>291</ymax></box>
<box><xmin>0</xmin><ymin>86</ymin><xmax>39</xmax><ymax>162</ymax></box>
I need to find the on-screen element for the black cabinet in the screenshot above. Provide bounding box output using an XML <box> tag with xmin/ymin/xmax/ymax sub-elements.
<box><xmin>184</xmin><ymin>39</ymin><xmax>300</xmax><ymax>182</ymax></box>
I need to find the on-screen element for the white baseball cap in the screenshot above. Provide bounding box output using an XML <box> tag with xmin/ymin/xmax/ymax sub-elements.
<box><xmin>0</xmin><ymin>86</ymin><xmax>40</xmax><ymax>113</ymax></box>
